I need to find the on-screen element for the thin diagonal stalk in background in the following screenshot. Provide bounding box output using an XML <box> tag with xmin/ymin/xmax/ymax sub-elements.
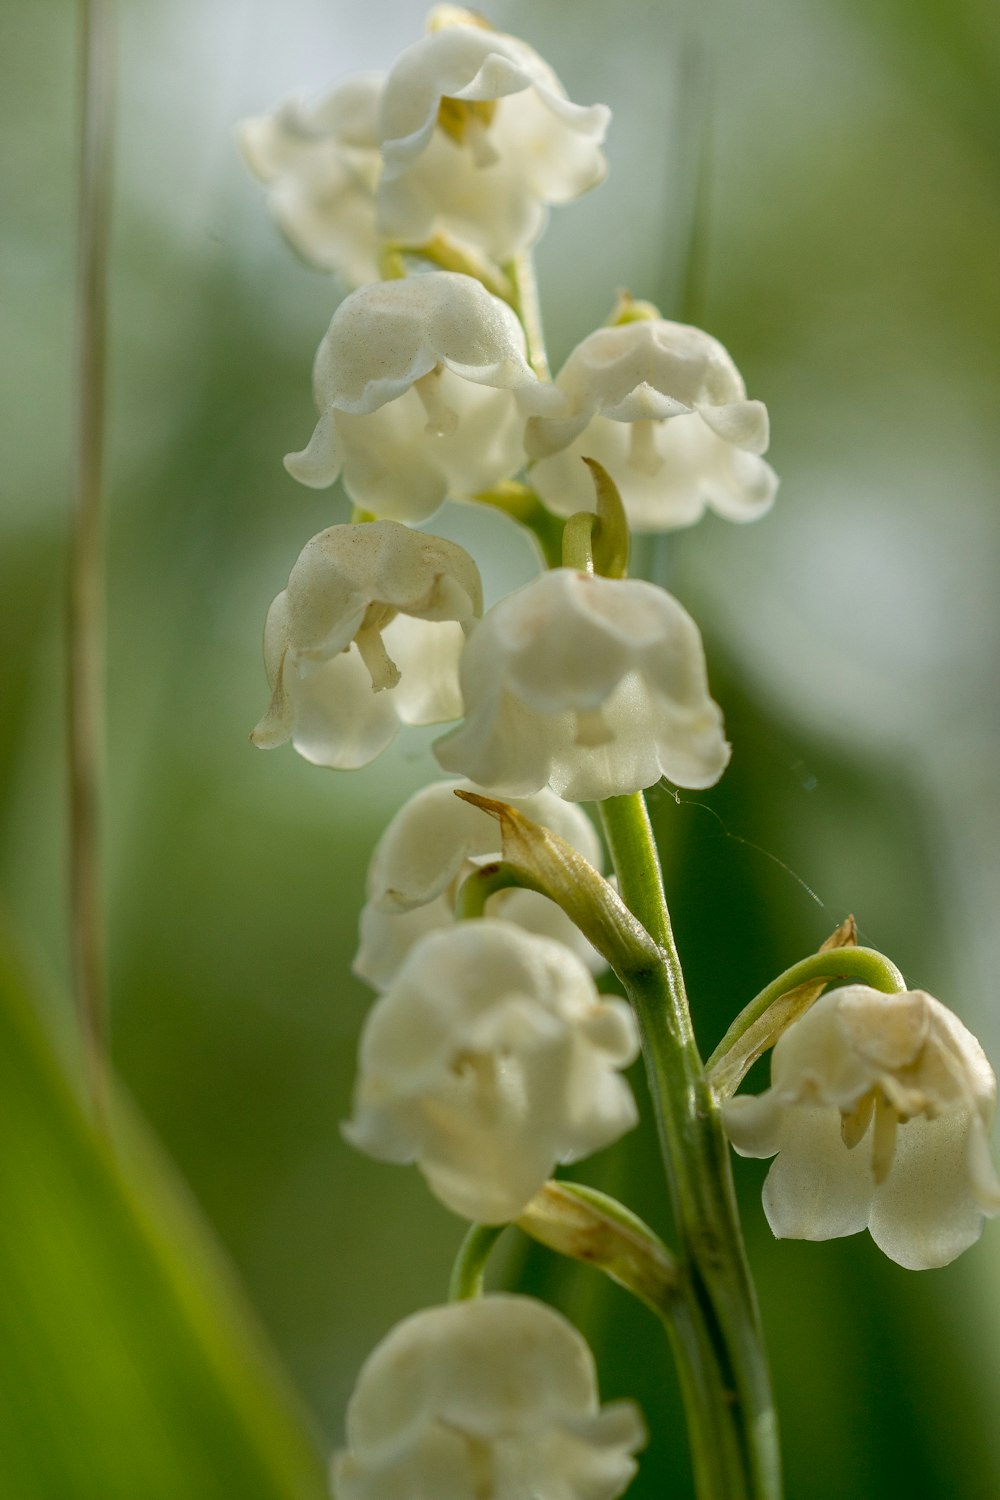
<box><xmin>70</xmin><ymin>0</ymin><xmax>115</xmax><ymax>1123</ymax></box>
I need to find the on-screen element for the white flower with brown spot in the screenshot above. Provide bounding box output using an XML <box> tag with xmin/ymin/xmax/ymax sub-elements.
<box><xmin>723</xmin><ymin>985</ymin><xmax>1000</xmax><ymax>1269</ymax></box>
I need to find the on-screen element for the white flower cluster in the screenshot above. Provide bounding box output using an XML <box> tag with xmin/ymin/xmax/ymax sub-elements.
<box><xmin>242</xmin><ymin>9</ymin><xmax>609</xmax><ymax>278</ymax></box>
<box><xmin>344</xmin><ymin>770</ymin><xmax>634</xmax><ymax>1226</ymax></box>
<box><xmin>244</xmin><ymin>5</ymin><xmax>772</xmax><ymax>805</ymax></box>
<box><xmin>240</xmin><ymin>6</ymin><xmax>1000</xmax><ymax>1496</ymax></box>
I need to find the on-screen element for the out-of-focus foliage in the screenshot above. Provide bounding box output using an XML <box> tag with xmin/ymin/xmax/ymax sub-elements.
<box><xmin>3</xmin><ymin>1</ymin><xmax>1000</xmax><ymax>1498</ymax></box>
<box><xmin>0</xmin><ymin>917</ymin><xmax>326</xmax><ymax>1499</ymax></box>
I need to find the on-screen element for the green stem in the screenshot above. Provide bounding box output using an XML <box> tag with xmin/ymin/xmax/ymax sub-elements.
<box><xmin>448</xmin><ymin>1223</ymin><xmax>507</xmax><ymax>1301</ymax></box>
<box><xmin>506</xmin><ymin>251</ymin><xmax>550</xmax><ymax>379</ymax></box>
<box><xmin>599</xmin><ymin>793</ymin><xmax>781</xmax><ymax>1500</ymax></box>
<box><xmin>706</xmin><ymin>948</ymin><xmax>907</xmax><ymax>1101</ymax></box>
<box><xmin>473</xmin><ymin>482</ymin><xmax>564</xmax><ymax>570</ymax></box>
<box><xmin>70</xmin><ymin>0</ymin><xmax>115</xmax><ymax>1126</ymax></box>
<box><xmin>413</xmin><ymin>233</ymin><xmax>515</xmax><ymax>304</ymax></box>
<box><xmin>454</xmin><ymin>862</ymin><xmax>530</xmax><ymax>920</ymax></box>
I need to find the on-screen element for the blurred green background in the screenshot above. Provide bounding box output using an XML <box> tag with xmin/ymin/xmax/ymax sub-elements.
<box><xmin>3</xmin><ymin>0</ymin><xmax>1000</xmax><ymax>1495</ymax></box>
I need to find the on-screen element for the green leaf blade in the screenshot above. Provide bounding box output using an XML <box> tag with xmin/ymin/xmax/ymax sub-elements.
<box><xmin>0</xmin><ymin>928</ymin><xmax>328</xmax><ymax>1500</ymax></box>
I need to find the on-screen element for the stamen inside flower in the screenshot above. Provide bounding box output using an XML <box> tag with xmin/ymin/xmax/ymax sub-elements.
<box><xmin>451</xmin><ymin>1048</ymin><xmax>495</xmax><ymax>1082</ymax></box>
<box><xmin>839</xmin><ymin>1088</ymin><xmax>902</xmax><ymax>1185</ymax></box>
<box><xmin>626</xmin><ymin>418</ymin><xmax>664</xmax><ymax>477</ymax></box>
<box><xmin>414</xmin><ymin>368</ymin><xmax>460</xmax><ymax>436</ymax></box>
<box><xmin>436</xmin><ymin>1422</ymin><xmax>496</xmax><ymax>1500</ymax></box>
<box><xmin>574</xmin><ymin>706</ymin><xmax>614</xmax><ymax>747</ymax></box>
<box><xmin>437</xmin><ymin>97</ymin><xmax>500</xmax><ymax>166</ymax></box>
<box><xmin>447</xmin><ymin>1049</ymin><xmax>503</xmax><ymax>1115</ymax></box>
<box><xmin>840</xmin><ymin>1091</ymin><xmax>875</xmax><ymax>1150</ymax></box>
<box><xmin>355</xmin><ymin>603</ymin><xmax>402</xmax><ymax>692</ymax></box>
<box><xmin>871</xmin><ymin>1093</ymin><xmax>899</xmax><ymax>1185</ymax></box>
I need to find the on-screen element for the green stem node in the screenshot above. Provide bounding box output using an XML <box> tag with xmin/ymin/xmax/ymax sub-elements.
<box><xmin>452</xmin><ymin>791</ymin><xmax>659</xmax><ymax>977</ymax></box>
<box><xmin>516</xmin><ymin>1181</ymin><xmax>678</xmax><ymax>1316</ymax></box>
<box><xmin>560</xmin><ymin>462</ymin><xmax>630</xmax><ymax>578</ymax></box>
<box><xmin>416</xmin><ymin>233</ymin><xmax>514</xmax><ymax>303</ymax></box>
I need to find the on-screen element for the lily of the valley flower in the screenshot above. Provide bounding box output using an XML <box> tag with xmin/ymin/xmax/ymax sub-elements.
<box><xmin>285</xmin><ymin>271</ymin><xmax>562</xmax><ymax>520</ymax></box>
<box><xmin>376</xmin><ymin>11</ymin><xmax>610</xmax><ymax>262</ymax></box>
<box><xmin>435</xmin><ymin>568</ymin><xmax>730</xmax><ymax>802</ymax></box>
<box><xmin>344</xmin><ymin>919</ymin><xmax>639</xmax><ymax>1223</ymax></box>
<box><xmin>723</xmin><ymin>985</ymin><xmax>1000</xmax><ymax>1269</ymax></box>
<box><xmin>252</xmin><ymin>521</ymin><xmax>481</xmax><ymax>769</ymax></box>
<box><xmin>333</xmin><ymin>1294</ymin><xmax>646</xmax><ymax>1500</ymax></box>
<box><xmin>353</xmin><ymin>778</ymin><xmax>607</xmax><ymax>989</ymax></box>
<box><xmin>526</xmin><ymin>318</ymin><xmax>778</xmax><ymax>531</ymax></box>
<box><xmin>240</xmin><ymin>75</ymin><xmax>383</xmax><ymax>287</ymax></box>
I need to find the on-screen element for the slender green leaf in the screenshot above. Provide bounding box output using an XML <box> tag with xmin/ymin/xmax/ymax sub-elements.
<box><xmin>0</xmin><ymin>921</ymin><xmax>328</xmax><ymax>1500</ymax></box>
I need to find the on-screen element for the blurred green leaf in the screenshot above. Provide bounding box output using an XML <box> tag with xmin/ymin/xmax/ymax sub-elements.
<box><xmin>0</xmin><ymin>917</ymin><xmax>328</xmax><ymax>1500</ymax></box>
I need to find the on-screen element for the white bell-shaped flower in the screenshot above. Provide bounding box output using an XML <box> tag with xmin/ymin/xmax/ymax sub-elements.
<box><xmin>333</xmin><ymin>1294</ymin><xmax>646</xmax><ymax>1500</ymax></box>
<box><xmin>723</xmin><ymin>985</ymin><xmax>1000</xmax><ymax>1269</ymax></box>
<box><xmin>375</xmin><ymin>12</ymin><xmax>610</xmax><ymax>261</ymax></box>
<box><xmin>240</xmin><ymin>75</ymin><xmax>383</xmax><ymax>287</ymax></box>
<box><xmin>434</xmin><ymin>568</ymin><xmax>730</xmax><ymax>802</ymax></box>
<box><xmin>526</xmin><ymin>319</ymin><xmax>778</xmax><ymax>532</ymax></box>
<box><xmin>252</xmin><ymin>521</ymin><xmax>481</xmax><ymax>770</ymax></box>
<box><xmin>344</xmin><ymin>919</ymin><xmax>640</xmax><ymax>1223</ymax></box>
<box><xmin>354</xmin><ymin>778</ymin><xmax>607</xmax><ymax>989</ymax></box>
<box><xmin>286</xmin><ymin>272</ymin><xmax>561</xmax><ymax>520</ymax></box>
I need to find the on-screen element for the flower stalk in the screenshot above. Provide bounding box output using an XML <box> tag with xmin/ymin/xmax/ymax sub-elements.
<box><xmin>707</xmin><ymin>938</ymin><xmax>907</xmax><ymax>1102</ymax></box>
<box><xmin>449</xmin><ymin>1223</ymin><xmax>507</xmax><ymax>1300</ymax></box>
<box><xmin>599</xmin><ymin>791</ymin><xmax>782</xmax><ymax>1500</ymax></box>
<box><xmin>507</xmin><ymin>249</ymin><xmax>550</xmax><ymax>378</ymax></box>
<box><xmin>70</xmin><ymin>0</ymin><xmax>115</xmax><ymax>1125</ymax></box>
